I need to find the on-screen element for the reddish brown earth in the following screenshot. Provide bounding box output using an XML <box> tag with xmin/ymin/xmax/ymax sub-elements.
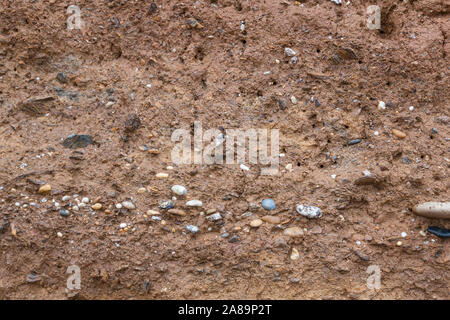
<box><xmin>0</xmin><ymin>0</ymin><xmax>449</xmax><ymax>300</ymax></box>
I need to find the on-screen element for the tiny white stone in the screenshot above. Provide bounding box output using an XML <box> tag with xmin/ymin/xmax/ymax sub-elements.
<box><xmin>409</xmin><ymin>106</ymin><xmax>414</xmax><ymax>111</ymax></box>
<box><xmin>240</xmin><ymin>164</ymin><xmax>250</xmax><ymax>171</ymax></box>
<box><xmin>156</xmin><ymin>172</ymin><xmax>169</xmax><ymax>179</ymax></box>
<box><xmin>377</xmin><ymin>100</ymin><xmax>386</xmax><ymax>111</ymax></box>
<box><xmin>81</xmin><ymin>197</ymin><xmax>89</xmax><ymax>204</ymax></box>
<box><xmin>290</xmin><ymin>96</ymin><xmax>297</xmax><ymax>104</ymax></box>
<box><xmin>401</xmin><ymin>232</ymin><xmax>407</xmax><ymax>238</ymax></box>
<box><xmin>356</xmin><ymin>241</ymin><xmax>361</xmax><ymax>245</ymax></box>
<box><xmin>331</xmin><ymin>174</ymin><xmax>336</xmax><ymax>179</ymax></box>
<box><xmin>72</xmin><ymin>206</ymin><xmax>79</xmax><ymax>211</ymax></box>
<box><xmin>285</xmin><ymin>163</ymin><xmax>293</xmax><ymax>172</ymax></box>
<box><xmin>186</xmin><ymin>200</ymin><xmax>203</xmax><ymax>207</ymax></box>
<box><xmin>62</xmin><ymin>195</ymin><xmax>71</xmax><ymax>201</ymax></box>
<box><xmin>120</xmin><ymin>223</ymin><xmax>127</xmax><ymax>229</ymax></box>
<box><xmin>363</xmin><ymin>170</ymin><xmax>371</xmax><ymax>177</ymax></box>
<box><xmin>374</xmin><ymin>131</ymin><xmax>379</xmax><ymax>136</ymax></box>
<box><xmin>115</xmin><ymin>203</ymin><xmax>123</xmax><ymax>209</ymax></box>
<box><xmin>146</xmin><ymin>84</ymin><xmax>152</xmax><ymax>88</ymax></box>
<box><xmin>57</xmin><ymin>232</ymin><xmax>63</xmax><ymax>238</ymax></box>
<box><xmin>284</xmin><ymin>47</ymin><xmax>296</xmax><ymax>57</ymax></box>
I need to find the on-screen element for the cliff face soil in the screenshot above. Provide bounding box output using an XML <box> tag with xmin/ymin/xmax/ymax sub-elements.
<box><xmin>0</xmin><ymin>0</ymin><xmax>449</xmax><ymax>299</ymax></box>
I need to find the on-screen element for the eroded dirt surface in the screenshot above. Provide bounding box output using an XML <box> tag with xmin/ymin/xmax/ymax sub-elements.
<box><xmin>0</xmin><ymin>0</ymin><xmax>449</xmax><ymax>299</ymax></box>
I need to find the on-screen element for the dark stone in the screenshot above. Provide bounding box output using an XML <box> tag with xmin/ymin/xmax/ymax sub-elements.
<box><xmin>148</xmin><ymin>2</ymin><xmax>157</xmax><ymax>14</ymax></box>
<box><xmin>56</xmin><ymin>72</ymin><xmax>68</xmax><ymax>83</ymax></box>
<box><xmin>159</xmin><ymin>200</ymin><xmax>174</xmax><ymax>210</ymax></box>
<box><xmin>124</xmin><ymin>114</ymin><xmax>141</xmax><ymax>132</ymax></box>
<box><xmin>427</xmin><ymin>226</ymin><xmax>450</xmax><ymax>238</ymax></box>
<box><xmin>348</xmin><ymin>139</ymin><xmax>361</xmax><ymax>145</ymax></box>
<box><xmin>60</xmin><ymin>209</ymin><xmax>70</xmax><ymax>217</ymax></box>
<box><xmin>228</xmin><ymin>235</ymin><xmax>240</xmax><ymax>243</ymax></box>
<box><xmin>62</xmin><ymin>134</ymin><xmax>93</xmax><ymax>149</ymax></box>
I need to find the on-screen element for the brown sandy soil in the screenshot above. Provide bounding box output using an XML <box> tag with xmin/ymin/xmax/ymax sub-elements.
<box><xmin>0</xmin><ymin>0</ymin><xmax>449</xmax><ymax>300</ymax></box>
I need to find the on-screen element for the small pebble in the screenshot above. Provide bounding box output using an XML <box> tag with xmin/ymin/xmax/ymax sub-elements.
<box><xmin>62</xmin><ymin>195</ymin><xmax>71</xmax><ymax>201</ymax></box>
<box><xmin>401</xmin><ymin>232</ymin><xmax>407</xmax><ymax>238</ymax></box>
<box><xmin>284</xmin><ymin>47</ymin><xmax>296</xmax><ymax>57</ymax></box>
<box><xmin>290</xmin><ymin>248</ymin><xmax>300</xmax><ymax>261</ymax></box>
<box><xmin>38</xmin><ymin>184</ymin><xmax>51</xmax><ymax>194</ymax></box>
<box><xmin>250</xmin><ymin>219</ymin><xmax>263</xmax><ymax>227</ymax></box>
<box><xmin>57</xmin><ymin>232</ymin><xmax>63</xmax><ymax>238</ymax></box>
<box><xmin>392</xmin><ymin>129</ymin><xmax>406</xmax><ymax>139</ymax></box>
<box><xmin>120</xmin><ymin>223</ymin><xmax>127</xmax><ymax>229</ymax></box>
<box><xmin>156</xmin><ymin>173</ymin><xmax>169</xmax><ymax>179</ymax></box>
<box><xmin>206</xmin><ymin>213</ymin><xmax>222</xmax><ymax>221</ymax></box>
<box><xmin>137</xmin><ymin>187</ymin><xmax>146</xmax><ymax>194</ymax></box>
<box><xmin>81</xmin><ymin>197</ymin><xmax>89</xmax><ymax>204</ymax></box>
<box><xmin>296</xmin><ymin>204</ymin><xmax>322</xmax><ymax>218</ymax></box>
<box><xmin>283</xmin><ymin>227</ymin><xmax>304</xmax><ymax>238</ymax></box>
<box><xmin>185</xmin><ymin>225</ymin><xmax>199</xmax><ymax>233</ymax></box>
<box><xmin>168</xmin><ymin>209</ymin><xmax>186</xmax><ymax>216</ymax></box>
<box><xmin>159</xmin><ymin>200</ymin><xmax>175</xmax><ymax>209</ymax></box>
<box><xmin>147</xmin><ymin>209</ymin><xmax>160</xmax><ymax>215</ymax></box>
<box><xmin>115</xmin><ymin>203</ymin><xmax>123</xmax><ymax>209</ymax></box>
<box><xmin>91</xmin><ymin>203</ymin><xmax>102</xmax><ymax>210</ymax></box>
<box><xmin>348</xmin><ymin>139</ymin><xmax>361</xmax><ymax>146</ymax></box>
<box><xmin>60</xmin><ymin>209</ymin><xmax>70</xmax><ymax>217</ymax></box>
<box><xmin>171</xmin><ymin>185</ymin><xmax>187</xmax><ymax>196</ymax></box>
<box><xmin>290</xmin><ymin>96</ymin><xmax>297</xmax><ymax>104</ymax></box>
<box><xmin>377</xmin><ymin>100</ymin><xmax>386</xmax><ymax>111</ymax></box>
<box><xmin>262</xmin><ymin>215</ymin><xmax>281</xmax><ymax>224</ymax></box>
<box><xmin>261</xmin><ymin>199</ymin><xmax>276</xmax><ymax>210</ymax></box>
<box><xmin>122</xmin><ymin>201</ymin><xmax>135</xmax><ymax>210</ymax></box>
<box><xmin>186</xmin><ymin>200</ymin><xmax>203</xmax><ymax>207</ymax></box>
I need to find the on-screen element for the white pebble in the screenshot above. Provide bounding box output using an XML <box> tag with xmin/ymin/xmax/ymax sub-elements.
<box><xmin>115</xmin><ymin>203</ymin><xmax>123</xmax><ymax>209</ymax></box>
<box><xmin>284</xmin><ymin>47</ymin><xmax>296</xmax><ymax>57</ymax></box>
<box><xmin>120</xmin><ymin>223</ymin><xmax>127</xmax><ymax>229</ymax></box>
<box><xmin>122</xmin><ymin>201</ymin><xmax>136</xmax><ymax>210</ymax></box>
<box><xmin>186</xmin><ymin>200</ymin><xmax>203</xmax><ymax>207</ymax></box>
<box><xmin>171</xmin><ymin>185</ymin><xmax>187</xmax><ymax>196</ymax></box>
<box><xmin>291</xmin><ymin>96</ymin><xmax>297</xmax><ymax>104</ymax></box>
<box><xmin>156</xmin><ymin>172</ymin><xmax>169</xmax><ymax>179</ymax></box>
<box><xmin>81</xmin><ymin>197</ymin><xmax>89</xmax><ymax>204</ymax></box>
<box><xmin>401</xmin><ymin>232</ymin><xmax>407</xmax><ymax>238</ymax></box>
<box><xmin>377</xmin><ymin>100</ymin><xmax>386</xmax><ymax>111</ymax></box>
<box><xmin>62</xmin><ymin>195</ymin><xmax>71</xmax><ymax>201</ymax></box>
<box><xmin>409</xmin><ymin>106</ymin><xmax>414</xmax><ymax>111</ymax></box>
